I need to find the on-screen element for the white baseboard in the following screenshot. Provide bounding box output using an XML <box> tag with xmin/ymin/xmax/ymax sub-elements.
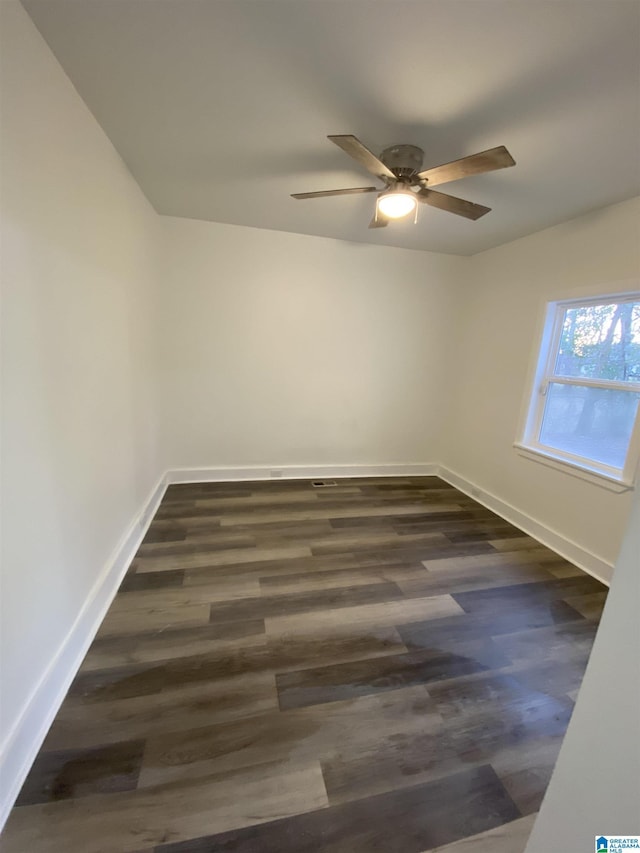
<box><xmin>437</xmin><ymin>466</ymin><xmax>613</xmax><ymax>586</ymax></box>
<box><xmin>0</xmin><ymin>473</ymin><xmax>168</xmax><ymax>832</ymax></box>
<box><xmin>167</xmin><ymin>463</ymin><xmax>439</xmax><ymax>483</ymax></box>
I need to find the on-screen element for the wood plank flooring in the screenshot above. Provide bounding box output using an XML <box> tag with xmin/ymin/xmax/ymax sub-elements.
<box><xmin>2</xmin><ymin>477</ymin><xmax>608</xmax><ymax>852</ymax></box>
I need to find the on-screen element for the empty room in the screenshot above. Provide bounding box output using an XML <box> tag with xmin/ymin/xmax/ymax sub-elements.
<box><xmin>1</xmin><ymin>1</ymin><xmax>639</xmax><ymax>852</ymax></box>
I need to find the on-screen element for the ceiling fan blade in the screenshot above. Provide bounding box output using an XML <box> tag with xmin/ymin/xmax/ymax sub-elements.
<box><xmin>368</xmin><ymin>213</ymin><xmax>389</xmax><ymax>229</ymax></box>
<box><xmin>328</xmin><ymin>134</ymin><xmax>396</xmax><ymax>180</ymax></box>
<box><xmin>417</xmin><ymin>188</ymin><xmax>491</xmax><ymax>220</ymax></box>
<box><xmin>417</xmin><ymin>146</ymin><xmax>515</xmax><ymax>187</ymax></box>
<box><xmin>291</xmin><ymin>186</ymin><xmax>378</xmax><ymax>199</ymax></box>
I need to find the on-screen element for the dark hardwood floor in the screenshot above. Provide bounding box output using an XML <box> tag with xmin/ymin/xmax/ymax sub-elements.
<box><xmin>2</xmin><ymin>477</ymin><xmax>607</xmax><ymax>852</ymax></box>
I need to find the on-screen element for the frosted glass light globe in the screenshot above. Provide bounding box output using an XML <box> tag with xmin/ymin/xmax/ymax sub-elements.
<box><xmin>377</xmin><ymin>190</ymin><xmax>417</xmax><ymax>219</ymax></box>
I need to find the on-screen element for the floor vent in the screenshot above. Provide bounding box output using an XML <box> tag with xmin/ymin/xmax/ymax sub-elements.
<box><xmin>311</xmin><ymin>480</ymin><xmax>337</xmax><ymax>488</ymax></box>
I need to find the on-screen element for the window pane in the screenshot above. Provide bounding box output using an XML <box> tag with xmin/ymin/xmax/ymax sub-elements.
<box><xmin>555</xmin><ymin>300</ymin><xmax>640</xmax><ymax>382</ymax></box>
<box><xmin>539</xmin><ymin>383</ymin><xmax>640</xmax><ymax>469</ymax></box>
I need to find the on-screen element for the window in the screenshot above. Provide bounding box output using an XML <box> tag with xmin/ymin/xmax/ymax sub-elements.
<box><xmin>518</xmin><ymin>293</ymin><xmax>640</xmax><ymax>487</ymax></box>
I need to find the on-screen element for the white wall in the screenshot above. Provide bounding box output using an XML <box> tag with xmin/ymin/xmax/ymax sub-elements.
<box><xmin>442</xmin><ymin>197</ymin><xmax>640</xmax><ymax>579</ymax></box>
<box><xmin>158</xmin><ymin>216</ymin><xmax>465</xmax><ymax>472</ymax></box>
<box><xmin>525</xmin><ymin>487</ymin><xmax>640</xmax><ymax>852</ymax></box>
<box><xmin>0</xmin><ymin>1</ymin><xmax>162</xmax><ymax>821</ymax></box>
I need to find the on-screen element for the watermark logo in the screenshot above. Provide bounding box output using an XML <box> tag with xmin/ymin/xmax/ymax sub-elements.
<box><xmin>596</xmin><ymin>838</ymin><xmax>640</xmax><ymax>852</ymax></box>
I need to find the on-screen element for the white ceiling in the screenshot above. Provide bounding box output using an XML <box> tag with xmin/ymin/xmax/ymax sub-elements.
<box><xmin>22</xmin><ymin>0</ymin><xmax>640</xmax><ymax>256</ymax></box>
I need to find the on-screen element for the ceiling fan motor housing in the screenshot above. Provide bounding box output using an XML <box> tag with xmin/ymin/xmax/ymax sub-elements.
<box><xmin>380</xmin><ymin>144</ymin><xmax>424</xmax><ymax>179</ymax></box>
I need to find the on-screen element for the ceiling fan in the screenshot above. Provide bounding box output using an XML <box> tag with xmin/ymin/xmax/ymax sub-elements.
<box><xmin>291</xmin><ymin>135</ymin><xmax>515</xmax><ymax>228</ymax></box>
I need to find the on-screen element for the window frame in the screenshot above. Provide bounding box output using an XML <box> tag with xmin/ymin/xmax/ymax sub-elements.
<box><xmin>516</xmin><ymin>291</ymin><xmax>640</xmax><ymax>491</ymax></box>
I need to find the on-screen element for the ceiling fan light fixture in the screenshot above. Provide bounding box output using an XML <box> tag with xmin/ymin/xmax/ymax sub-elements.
<box><xmin>293</xmin><ymin>136</ymin><xmax>515</xmax><ymax>226</ymax></box>
<box><xmin>377</xmin><ymin>187</ymin><xmax>417</xmax><ymax>219</ymax></box>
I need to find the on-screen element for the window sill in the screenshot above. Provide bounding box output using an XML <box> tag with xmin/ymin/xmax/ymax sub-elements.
<box><xmin>513</xmin><ymin>442</ymin><xmax>635</xmax><ymax>493</ymax></box>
